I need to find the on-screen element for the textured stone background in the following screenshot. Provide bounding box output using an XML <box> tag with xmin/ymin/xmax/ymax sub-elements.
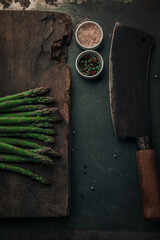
<box><xmin>0</xmin><ymin>0</ymin><xmax>133</xmax><ymax>11</ymax></box>
<box><xmin>0</xmin><ymin>0</ymin><xmax>105</xmax><ymax>11</ymax></box>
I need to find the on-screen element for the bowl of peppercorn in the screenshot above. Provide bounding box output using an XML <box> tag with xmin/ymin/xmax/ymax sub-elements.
<box><xmin>75</xmin><ymin>50</ymin><xmax>104</xmax><ymax>79</ymax></box>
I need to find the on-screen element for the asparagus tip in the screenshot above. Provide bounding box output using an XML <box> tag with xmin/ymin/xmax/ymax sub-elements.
<box><xmin>38</xmin><ymin>176</ymin><xmax>50</xmax><ymax>185</ymax></box>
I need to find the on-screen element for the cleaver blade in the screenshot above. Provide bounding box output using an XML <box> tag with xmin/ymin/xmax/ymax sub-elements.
<box><xmin>109</xmin><ymin>22</ymin><xmax>152</xmax><ymax>138</ymax></box>
<box><xmin>109</xmin><ymin>22</ymin><xmax>160</xmax><ymax>220</ymax></box>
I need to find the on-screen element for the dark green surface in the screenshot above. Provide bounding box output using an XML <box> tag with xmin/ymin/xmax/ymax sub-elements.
<box><xmin>1</xmin><ymin>0</ymin><xmax>160</xmax><ymax>236</ymax></box>
<box><xmin>67</xmin><ymin>0</ymin><xmax>160</xmax><ymax>231</ymax></box>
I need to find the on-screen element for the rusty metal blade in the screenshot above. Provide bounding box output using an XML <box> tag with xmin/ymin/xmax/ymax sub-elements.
<box><xmin>109</xmin><ymin>22</ymin><xmax>154</xmax><ymax>138</ymax></box>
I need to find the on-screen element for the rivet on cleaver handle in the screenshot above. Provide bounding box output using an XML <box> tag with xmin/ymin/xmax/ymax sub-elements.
<box><xmin>109</xmin><ymin>22</ymin><xmax>160</xmax><ymax>220</ymax></box>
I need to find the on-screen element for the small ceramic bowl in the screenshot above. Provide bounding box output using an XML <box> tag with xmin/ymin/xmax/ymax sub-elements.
<box><xmin>75</xmin><ymin>50</ymin><xmax>104</xmax><ymax>79</ymax></box>
<box><xmin>75</xmin><ymin>21</ymin><xmax>103</xmax><ymax>50</ymax></box>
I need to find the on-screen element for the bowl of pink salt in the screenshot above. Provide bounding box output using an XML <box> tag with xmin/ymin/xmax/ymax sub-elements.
<box><xmin>75</xmin><ymin>21</ymin><xmax>103</xmax><ymax>50</ymax></box>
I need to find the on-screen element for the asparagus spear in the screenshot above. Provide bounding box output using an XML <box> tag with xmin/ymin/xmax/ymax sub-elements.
<box><xmin>0</xmin><ymin>138</ymin><xmax>60</xmax><ymax>156</ymax></box>
<box><xmin>0</xmin><ymin>133</ymin><xmax>54</xmax><ymax>143</ymax></box>
<box><xmin>0</xmin><ymin>87</ymin><xmax>50</xmax><ymax>103</ymax></box>
<box><xmin>32</xmin><ymin>148</ymin><xmax>59</xmax><ymax>156</ymax></box>
<box><xmin>0</xmin><ymin>154</ymin><xmax>49</xmax><ymax>163</ymax></box>
<box><xmin>0</xmin><ymin>97</ymin><xmax>55</xmax><ymax>110</ymax></box>
<box><xmin>1</xmin><ymin>122</ymin><xmax>54</xmax><ymax>128</ymax></box>
<box><xmin>1</xmin><ymin>107</ymin><xmax>58</xmax><ymax>117</ymax></box>
<box><xmin>0</xmin><ymin>116</ymin><xmax>61</xmax><ymax>125</ymax></box>
<box><xmin>29</xmin><ymin>122</ymin><xmax>54</xmax><ymax>128</ymax></box>
<box><xmin>0</xmin><ymin>104</ymin><xmax>47</xmax><ymax>113</ymax></box>
<box><xmin>0</xmin><ymin>146</ymin><xmax>55</xmax><ymax>156</ymax></box>
<box><xmin>0</xmin><ymin>142</ymin><xmax>54</xmax><ymax>164</ymax></box>
<box><xmin>0</xmin><ymin>138</ymin><xmax>46</xmax><ymax>149</ymax></box>
<box><xmin>31</xmin><ymin>148</ymin><xmax>60</xmax><ymax>157</ymax></box>
<box><xmin>0</xmin><ymin>126</ymin><xmax>55</xmax><ymax>135</ymax></box>
<box><xmin>0</xmin><ymin>162</ymin><xmax>50</xmax><ymax>185</ymax></box>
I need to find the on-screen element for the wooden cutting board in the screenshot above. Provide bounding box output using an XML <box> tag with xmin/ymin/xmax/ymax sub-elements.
<box><xmin>0</xmin><ymin>11</ymin><xmax>72</xmax><ymax>217</ymax></box>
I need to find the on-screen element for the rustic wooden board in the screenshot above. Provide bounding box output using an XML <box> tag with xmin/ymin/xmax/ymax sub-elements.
<box><xmin>0</xmin><ymin>11</ymin><xmax>72</xmax><ymax>217</ymax></box>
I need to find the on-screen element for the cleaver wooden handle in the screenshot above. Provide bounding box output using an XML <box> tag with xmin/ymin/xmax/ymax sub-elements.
<box><xmin>136</xmin><ymin>149</ymin><xmax>160</xmax><ymax>220</ymax></box>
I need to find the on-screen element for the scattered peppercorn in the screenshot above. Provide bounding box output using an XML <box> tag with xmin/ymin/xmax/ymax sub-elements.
<box><xmin>71</xmin><ymin>149</ymin><xmax>74</xmax><ymax>152</ymax></box>
<box><xmin>79</xmin><ymin>54</ymin><xmax>101</xmax><ymax>76</ymax></box>
<box><xmin>113</xmin><ymin>154</ymin><xmax>117</xmax><ymax>158</ymax></box>
<box><xmin>90</xmin><ymin>186</ymin><xmax>95</xmax><ymax>190</ymax></box>
<box><xmin>72</xmin><ymin>130</ymin><xmax>76</xmax><ymax>135</ymax></box>
<box><xmin>154</xmin><ymin>74</ymin><xmax>158</xmax><ymax>79</ymax></box>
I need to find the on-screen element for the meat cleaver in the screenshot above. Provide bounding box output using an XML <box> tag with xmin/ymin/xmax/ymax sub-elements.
<box><xmin>109</xmin><ymin>22</ymin><xmax>160</xmax><ymax>220</ymax></box>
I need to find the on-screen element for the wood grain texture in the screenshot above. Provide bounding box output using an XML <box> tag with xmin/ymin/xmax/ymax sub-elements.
<box><xmin>136</xmin><ymin>149</ymin><xmax>160</xmax><ymax>220</ymax></box>
<box><xmin>0</xmin><ymin>10</ymin><xmax>72</xmax><ymax>217</ymax></box>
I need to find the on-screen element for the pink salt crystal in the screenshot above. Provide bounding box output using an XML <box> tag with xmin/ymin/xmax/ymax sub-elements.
<box><xmin>77</xmin><ymin>23</ymin><xmax>101</xmax><ymax>48</ymax></box>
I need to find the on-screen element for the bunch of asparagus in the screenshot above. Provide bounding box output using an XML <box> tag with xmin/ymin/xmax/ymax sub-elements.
<box><xmin>0</xmin><ymin>87</ymin><xmax>61</xmax><ymax>185</ymax></box>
